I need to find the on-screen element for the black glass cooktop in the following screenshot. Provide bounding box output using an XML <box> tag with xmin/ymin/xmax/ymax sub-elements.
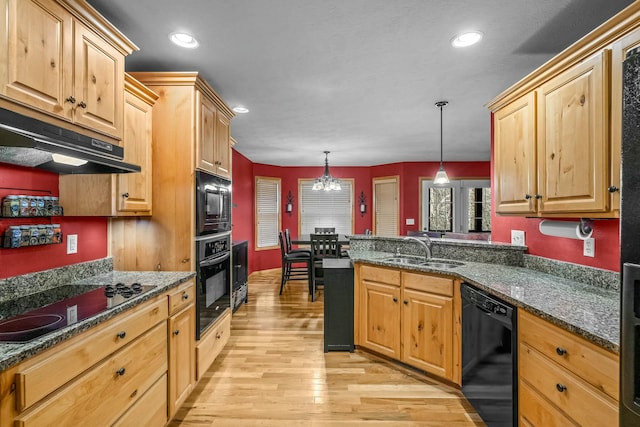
<box><xmin>0</xmin><ymin>283</ymin><xmax>155</xmax><ymax>343</ymax></box>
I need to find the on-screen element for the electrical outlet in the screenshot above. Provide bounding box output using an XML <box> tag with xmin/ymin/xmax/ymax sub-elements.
<box><xmin>67</xmin><ymin>234</ymin><xmax>78</xmax><ymax>254</ymax></box>
<box><xmin>66</xmin><ymin>305</ymin><xmax>78</xmax><ymax>324</ymax></box>
<box><xmin>583</xmin><ymin>238</ymin><xmax>595</xmax><ymax>257</ymax></box>
<box><xmin>511</xmin><ymin>230</ymin><xmax>525</xmax><ymax>246</ymax></box>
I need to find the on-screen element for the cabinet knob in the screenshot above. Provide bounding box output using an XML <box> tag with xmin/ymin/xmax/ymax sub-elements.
<box><xmin>122</xmin><ymin>193</ymin><xmax>129</xmax><ymax>198</ymax></box>
<box><xmin>78</xmin><ymin>101</ymin><xmax>87</xmax><ymax>109</ymax></box>
<box><xmin>182</xmin><ymin>293</ymin><xmax>189</xmax><ymax>300</ymax></box>
<box><xmin>181</xmin><ymin>258</ymin><xmax>190</xmax><ymax>263</ymax></box>
<box><xmin>392</xmin><ymin>297</ymin><xmax>398</xmax><ymax>302</ymax></box>
<box><xmin>555</xmin><ymin>347</ymin><xmax>567</xmax><ymax>356</ymax></box>
<box><xmin>116</xmin><ymin>368</ymin><xmax>126</xmax><ymax>376</ymax></box>
<box><xmin>608</xmin><ymin>185</ymin><xmax>620</xmax><ymax>193</ymax></box>
<box><xmin>65</xmin><ymin>96</ymin><xmax>76</xmax><ymax>104</ymax></box>
<box><xmin>535</xmin><ymin>194</ymin><xmax>542</xmax><ymax>199</ymax></box>
<box><xmin>524</xmin><ymin>194</ymin><xmax>532</xmax><ymax>200</ymax></box>
<box><xmin>216</xmin><ymin>333</ymin><xmax>222</xmax><ymax>339</ymax></box>
<box><xmin>173</xmin><ymin>329</ymin><xmax>180</xmax><ymax>336</ymax></box>
<box><xmin>116</xmin><ymin>331</ymin><xmax>126</xmax><ymax>339</ymax></box>
<box><xmin>556</xmin><ymin>383</ymin><xmax>567</xmax><ymax>393</ymax></box>
<box><xmin>403</xmin><ymin>300</ymin><xmax>408</xmax><ymax>305</ymax></box>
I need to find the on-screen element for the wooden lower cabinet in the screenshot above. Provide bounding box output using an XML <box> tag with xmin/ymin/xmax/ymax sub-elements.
<box><xmin>0</xmin><ymin>279</ymin><xmax>201</xmax><ymax>426</ymax></box>
<box><xmin>355</xmin><ymin>264</ymin><xmax>460</xmax><ymax>384</ymax></box>
<box><xmin>518</xmin><ymin>310</ymin><xmax>619</xmax><ymax>426</ymax></box>
<box><xmin>196</xmin><ymin>309</ymin><xmax>231</xmax><ymax>380</ymax></box>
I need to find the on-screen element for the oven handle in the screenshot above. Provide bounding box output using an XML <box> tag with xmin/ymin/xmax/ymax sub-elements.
<box><xmin>199</xmin><ymin>251</ymin><xmax>230</xmax><ymax>267</ymax></box>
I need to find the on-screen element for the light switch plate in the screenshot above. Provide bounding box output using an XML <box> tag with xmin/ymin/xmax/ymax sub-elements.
<box><xmin>583</xmin><ymin>238</ymin><xmax>595</xmax><ymax>257</ymax></box>
<box><xmin>511</xmin><ymin>230</ymin><xmax>525</xmax><ymax>246</ymax></box>
<box><xmin>406</xmin><ymin>218</ymin><xmax>415</xmax><ymax>225</ymax></box>
<box><xmin>67</xmin><ymin>234</ymin><xmax>78</xmax><ymax>254</ymax></box>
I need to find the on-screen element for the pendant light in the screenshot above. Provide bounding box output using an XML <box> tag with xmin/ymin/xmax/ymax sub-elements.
<box><xmin>312</xmin><ymin>151</ymin><xmax>341</xmax><ymax>191</ymax></box>
<box><xmin>434</xmin><ymin>101</ymin><xmax>450</xmax><ymax>184</ymax></box>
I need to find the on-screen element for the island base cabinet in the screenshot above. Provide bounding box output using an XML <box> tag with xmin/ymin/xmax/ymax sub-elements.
<box><xmin>361</xmin><ymin>281</ymin><xmax>401</xmax><ymax>359</ymax></box>
<box><xmin>113</xmin><ymin>374</ymin><xmax>168</xmax><ymax>427</ymax></box>
<box><xmin>14</xmin><ymin>323</ymin><xmax>167</xmax><ymax>427</ymax></box>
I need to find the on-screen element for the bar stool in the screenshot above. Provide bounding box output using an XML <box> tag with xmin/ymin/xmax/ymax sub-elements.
<box><xmin>278</xmin><ymin>231</ymin><xmax>314</xmax><ymax>300</ymax></box>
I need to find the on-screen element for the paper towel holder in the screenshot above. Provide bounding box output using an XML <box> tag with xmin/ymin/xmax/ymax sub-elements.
<box><xmin>538</xmin><ymin>218</ymin><xmax>594</xmax><ymax>240</ymax></box>
<box><xmin>579</xmin><ymin>218</ymin><xmax>594</xmax><ymax>236</ymax></box>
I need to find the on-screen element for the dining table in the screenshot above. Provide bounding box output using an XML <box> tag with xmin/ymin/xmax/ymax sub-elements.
<box><xmin>290</xmin><ymin>234</ymin><xmax>350</xmax><ymax>246</ymax></box>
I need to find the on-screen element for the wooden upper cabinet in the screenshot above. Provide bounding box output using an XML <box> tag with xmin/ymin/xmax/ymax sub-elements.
<box><xmin>196</xmin><ymin>91</ymin><xmax>217</xmax><ymax>174</ymax></box>
<box><xmin>72</xmin><ymin>21</ymin><xmax>124</xmax><ymax>138</ymax></box>
<box><xmin>215</xmin><ymin>113</ymin><xmax>232</xmax><ymax>179</ymax></box>
<box><xmin>537</xmin><ymin>51</ymin><xmax>610</xmax><ymax>214</ymax></box>
<box><xmin>494</xmin><ymin>92</ymin><xmax>537</xmax><ymax>214</ymax></box>
<box><xmin>0</xmin><ymin>0</ymin><xmax>135</xmax><ymax>141</ymax></box>
<box><xmin>0</xmin><ymin>0</ymin><xmax>73</xmax><ymax>119</ymax></box>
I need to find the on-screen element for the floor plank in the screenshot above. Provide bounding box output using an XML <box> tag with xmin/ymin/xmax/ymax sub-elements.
<box><xmin>169</xmin><ymin>270</ymin><xmax>485</xmax><ymax>426</ymax></box>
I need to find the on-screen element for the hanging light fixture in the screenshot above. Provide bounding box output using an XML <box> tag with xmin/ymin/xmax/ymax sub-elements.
<box><xmin>434</xmin><ymin>101</ymin><xmax>450</xmax><ymax>184</ymax></box>
<box><xmin>312</xmin><ymin>151</ymin><xmax>342</xmax><ymax>191</ymax></box>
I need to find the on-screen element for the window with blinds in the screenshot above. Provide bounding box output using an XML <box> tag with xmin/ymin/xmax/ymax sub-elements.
<box><xmin>255</xmin><ymin>177</ymin><xmax>281</xmax><ymax>249</ymax></box>
<box><xmin>299</xmin><ymin>179</ymin><xmax>353</xmax><ymax>235</ymax></box>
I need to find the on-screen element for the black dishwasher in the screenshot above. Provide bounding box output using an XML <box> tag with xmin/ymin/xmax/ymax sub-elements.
<box><xmin>461</xmin><ymin>282</ymin><xmax>517</xmax><ymax>427</ymax></box>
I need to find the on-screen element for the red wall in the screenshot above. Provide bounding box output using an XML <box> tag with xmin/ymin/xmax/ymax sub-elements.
<box><xmin>489</xmin><ymin>113</ymin><xmax>620</xmax><ymax>272</ymax></box>
<box><xmin>0</xmin><ymin>164</ymin><xmax>108</xmax><ymax>279</ymax></box>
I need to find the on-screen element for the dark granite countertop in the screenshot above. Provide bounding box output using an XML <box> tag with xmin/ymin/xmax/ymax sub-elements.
<box><xmin>350</xmin><ymin>250</ymin><xmax>619</xmax><ymax>353</ymax></box>
<box><xmin>0</xmin><ymin>270</ymin><xmax>195</xmax><ymax>371</ymax></box>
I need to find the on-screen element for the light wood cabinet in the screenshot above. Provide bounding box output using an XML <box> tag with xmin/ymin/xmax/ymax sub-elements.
<box><xmin>0</xmin><ymin>0</ymin><xmax>135</xmax><ymax>141</ymax></box>
<box><xmin>493</xmin><ymin>92</ymin><xmax>537</xmax><ymax>214</ymax></box>
<box><xmin>195</xmin><ymin>88</ymin><xmax>232</xmax><ymax>179</ymax></box>
<box><xmin>168</xmin><ymin>281</ymin><xmax>196</xmax><ymax>419</ymax></box>
<box><xmin>0</xmin><ymin>292</ymin><xmax>170</xmax><ymax>427</ymax></box>
<box><xmin>59</xmin><ymin>74</ymin><xmax>157</xmax><ymax>216</ymax></box>
<box><xmin>196</xmin><ymin>309</ymin><xmax>231</xmax><ymax>380</ymax></box>
<box><xmin>355</xmin><ymin>264</ymin><xmax>460</xmax><ymax>384</ymax></box>
<box><xmin>113</xmin><ymin>374</ymin><xmax>168</xmax><ymax>427</ymax></box>
<box><xmin>518</xmin><ymin>310</ymin><xmax>619</xmax><ymax>426</ymax></box>
<box><xmin>215</xmin><ymin>112</ymin><xmax>232</xmax><ymax>178</ymax></box>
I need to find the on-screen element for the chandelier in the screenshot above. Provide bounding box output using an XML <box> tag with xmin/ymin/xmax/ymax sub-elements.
<box><xmin>434</xmin><ymin>101</ymin><xmax>450</xmax><ymax>184</ymax></box>
<box><xmin>312</xmin><ymin>151</ymin><xmax>341</xmax><ymax>191</ymax></box>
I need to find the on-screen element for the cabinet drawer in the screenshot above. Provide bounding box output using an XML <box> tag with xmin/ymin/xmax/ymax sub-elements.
<box><xmin>519</xmin><ymin>343</ymin><xmax>617</xmax><ymax>427</ymax></box>
<box><xmin>16</xmin><ymin>296</ymin><xmax>167</xmax><ymax>411</ymax></box>
<box><xmin>402</xmin><ymin>271</ymin><xmax>453</xmax><ymax>296</ymax></box>
<box><xmin>518</xmin><ymin>310</ymin><xmax>618</xmax><ymax>400</ymax></box>
<box><xmin>16</xmin><ymin>322</ymin><xmax>168</xmax><ymax>427</ymax></box>
<box><xmin>519</xmin><ymin>379</ymin><xmax>578</xmax><ymax>427</ymax></box>
<box><xmin>360</xmin><ymin>265</ymin><xmax>400</xmax><ymax>286</ymax></box>
<box><xmin>113</xmin><ymin>373</ymin><xmax>168</xmax><ymax>427</ymax></box>
<box><xmin>196</xmin><ymin>310</ymin><xmax>231</xmax><ymax>380</ymax></box>
<box><xmin>168</xmin><ymin>280</ymin><xmax>195</xmax><ymax>314</ymax></box>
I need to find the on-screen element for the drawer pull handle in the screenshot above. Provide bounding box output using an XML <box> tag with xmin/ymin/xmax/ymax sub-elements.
<box><xmin>130</xmin><ymin>389</ymin><xmax>138</xmax><ymax>398</ymax></box>
<box><xmin>556</xmin><ymin>383</ymin><xmax>567</xmax><ymax>393</ymax></box>
<box><xmin>116</xmin><ymin>368</ymin><xmax>126</xmax><ymax>376</ymax></box>
<box><xmin>173</xmin><ymin>329</ymin><xmax>180</xmax><ymax>336</ymax></box>
<box><xmin>182</xmin><ymin>293</ymin><xmax>189</xmax><ymax>300</ymax></box>
<box><xmin>556</xmin><ymin>347</ymin><xmax>567</xmax><ymax>356</ymax></box>
<box><xmin>117</xmin><ymin>331</ymin><xmax>126</xmax><ymax>339</ymax></box>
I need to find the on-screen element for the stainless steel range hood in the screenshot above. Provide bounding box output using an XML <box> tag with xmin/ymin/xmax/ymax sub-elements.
<box><xmin>0</xmin><ymin>107</ymin><xmax>141</xmax><ymax>174</ymax></box>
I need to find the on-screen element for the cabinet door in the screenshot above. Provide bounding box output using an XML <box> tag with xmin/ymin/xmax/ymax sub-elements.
<box><xmin>215</xmin><ymin>112</ymin><xmax>231</xmax><ymax>178</ymax></box>
<box><xmin>537</xmin><ymin>51</ymin><xmax>610</xmax><ymax>214</ymax></box>
<box><xmin>73</xmin><ymin>21</ymin><xmax>124</xmax><ymax>139</ymax></box>
<box><xmin>196</xmin><ymin>91</ymin><xmax>217</xmax><ymax>174</ymax></box>
<box><xmin>401</xmin><ymin>288</ymin><xmax>453</xmax><ymax>379</ymax></box>
<box><xmin>493</xmin><ymin>92</ymin><xmax>537</xmax><ymax>214</ymax></box>
<box><xmin>168</xmin><ymin>304</ymin><xmax>195</xmax><ymax>419</ymax></box>
<box><xmin>117</xmin><ymin>89</ymin><xmax>153</xmax><ymax>214</ymax></box>
<box><xmin>0</xmin><ymin>0</ymin><xmax>73</xmax><ymax>119</ymax></box>
<box><xmin>360</xmin><ymin>281</ymin><xmax>401</xmax><ymax>359</ymax></box>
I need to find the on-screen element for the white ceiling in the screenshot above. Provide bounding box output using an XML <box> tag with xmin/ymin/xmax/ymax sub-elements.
<box><xmin>88</xmin><ymin>0</ymin><xmax>634</xmax><ymax>167</ymax></box>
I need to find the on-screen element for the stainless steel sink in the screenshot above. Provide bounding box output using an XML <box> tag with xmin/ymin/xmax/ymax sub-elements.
<box><xmin>382</xmin><ymin>256</ymin><xmax>464</xmax><ymax>269</ymax></box>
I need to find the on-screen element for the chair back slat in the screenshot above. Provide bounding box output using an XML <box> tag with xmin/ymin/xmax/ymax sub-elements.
<box><xmin>314</xmin><ymin>227</ymin><xmax>336</xmax><ymax>234</ymax></box>
<box><xmin>310</xmin><ymin>233</ymin><xmax>339</xmax><ymax>258</ymax></box>
<box><xmin>278</xmin><ymin>231</ymin><xmax>287</xmax><ymax>257</ymax></box>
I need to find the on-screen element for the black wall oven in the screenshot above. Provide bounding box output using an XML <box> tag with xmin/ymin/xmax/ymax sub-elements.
<box><xmin>196</xmin><ymin>232</ymin><xmax>231</xmax><ymax>339</ymax></box>
<box><xmin>196</xmin><ymin>170</ymin><xmax>231</xmax><ymax>236</ymax></box>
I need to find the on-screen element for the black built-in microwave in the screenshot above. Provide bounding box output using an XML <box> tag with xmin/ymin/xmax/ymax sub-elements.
<box><xmin>196</xmin><ymin>170</ymin><xmax>231</xmax><ymax>236</ymax></box>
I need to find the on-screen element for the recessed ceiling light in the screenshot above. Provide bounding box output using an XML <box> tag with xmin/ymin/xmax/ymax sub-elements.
<box><xmin>451</xmin><ymin>31</ymin><xmax>483</xmax><ymax>48</ymax></box>
<box><xmin>232</xmin><ymin>106</ymin><xmax>249</xmax><ymax>114</ymax></box>
<box><xmin>169</xmin><ymin>32</ymin><xmax>199</xmax><ymax>49</ymax></box>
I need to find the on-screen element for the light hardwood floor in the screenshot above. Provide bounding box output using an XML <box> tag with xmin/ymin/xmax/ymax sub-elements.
<box><xmin>169</xmin><ymin>270</ymin><xmax>484</xmax><ymax>426</ymax></box>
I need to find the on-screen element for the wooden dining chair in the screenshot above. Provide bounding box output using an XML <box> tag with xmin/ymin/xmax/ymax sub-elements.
<box><xmin>309</xmin><ymin>233</ymin><xmax>339</xmax><ymax>292</ymax></box>
<box><xmin>285</xmin><ymin>228</ymin><xmax>311</xmax><ymax>256</ymax></box>
<box><xmin>278</xmin><ymin>231</ymin><xmax>314</xmax><ymax>300</ymax></box>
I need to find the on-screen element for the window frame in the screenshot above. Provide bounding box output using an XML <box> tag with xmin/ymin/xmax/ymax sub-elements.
<box><xmin>419</xmin><ymin>178</ymin><xmax>491</xmax><ymax>234</ymax></box>
<box><xmin>297</xmin><ymin>178</ymin><xmax>355</xmax><ymax>236</ymax></box>
<box><xmin>254</xmin><ymin>176</ymin><xmax>281</xmax><ymax>250</ymax></box>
